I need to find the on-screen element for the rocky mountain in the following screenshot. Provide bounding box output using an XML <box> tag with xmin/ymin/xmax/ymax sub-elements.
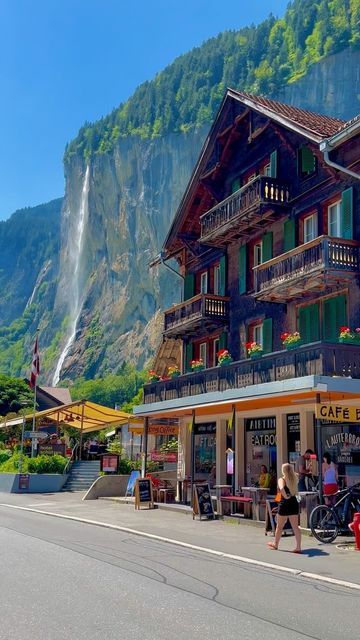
<box><xmin>1</xmin><ymin>0</ymin><xmax>360</xmax><ymax>383</ymax></box>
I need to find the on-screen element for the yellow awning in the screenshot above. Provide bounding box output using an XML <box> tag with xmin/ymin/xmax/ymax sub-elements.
<box><xmin>20</xmin><ymin>400</ymin><xmax>142</xmax><ymax>433</ymax></box>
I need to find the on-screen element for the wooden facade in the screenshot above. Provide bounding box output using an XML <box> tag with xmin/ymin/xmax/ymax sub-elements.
<box><xmin>145</xmin><ymin>91</ymin><xmax>360</xmax><ymax>401</ymax></box>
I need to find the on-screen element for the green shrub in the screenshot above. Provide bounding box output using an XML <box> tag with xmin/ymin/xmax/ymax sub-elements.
<box><xmin>0</xmin><ymin>450</ymin><xmax>12</xmax><ymax>465</ymax></box>
<box><xmin>0</xmin><ymin>453</ymin><xmax>67</xmax><ymax>474</ymax></box>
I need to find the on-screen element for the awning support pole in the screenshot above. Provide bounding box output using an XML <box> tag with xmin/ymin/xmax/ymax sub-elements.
<box><xmin>190</xmin><ymin>410</ymin><xmax>196</xmax><ymax>504</ymax></box>
<box><xmin>316</xmin><ymin>393</ymin><xmax>323</xmax><ymax>504</ymax></box>
<box><xmin>143</xmin><ymin>417</ymin><xmax>149</xmax><ymax>478</ymax></box>
<box><xmin>231</xmin><ymin>404</ymin><xmax>236</xmax><ymax>495</ymax></box>
<box><xmin>79</xmin><ymin>402</ymin><xmax>85</xmax><ymax>462</ymax></box>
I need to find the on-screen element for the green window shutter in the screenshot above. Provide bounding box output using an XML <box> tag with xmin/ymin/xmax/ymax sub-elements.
<box><xmin>219</xmin><ymin>331</ymin><xmax>228</xmax><ymax>350</ymax></box>
<box><xmin>298</xmin><ymin>303</ymin><xmax>320</xmax><ymax>344</ymax></box>
<box><xmin>341</xmin><ymin>187</ymin><xmax>353</xmax><ymax>240</ymax></box>
<box><xmin>185</xmin><ymin>342</ymin><xmax>194</xmax><ymax>372</ymax></box>
<box><xmin>262</xmin><ymin>318</ymin><xmax>273</xmax><ymax>354</ymax></box>
<box><xmin>270</xmin><ymin>150</ymin><xmax>278</xmax><ymax>178</ymax></box>
<box><xmin>308</xmin><ymin>303</ymin><xmax>320</xmax><ymax>343</ymax></box>
<box><xmin>322</xmin><ymin>295</ymin><xmax>347</xmax><ymax>342</ymax></box>
<box><xmin>262</xmin><ymin>232</ymin><xmax>273</xmax><ymax>262</ymax></box>
<box><xmin>184</xmin><ymin>273</ymin><xmax>195</xmax><ymax>300</ymax></box>
<box><xmin>232</xmin><ymin>177</ymin><xmax>241</xmax><ymax>193</ymax></box>
<box><xmin>301</xmin><ymin>146</ymin><xmax>315</xmax><ymax>174</ymax></box>
<box><xmin>283</xmin><ymin>219</ymin><xmax>296</xmax><ymax>252</ymax></box>
<box><xmin>238</xmin><ymin>245</ymin><xmax>247</xmax><ymax>294</ymax></box>
<box><xmin>218</xmin><ymin>256</ymin><xmax>226</xmax><ymax>296</ymax></box>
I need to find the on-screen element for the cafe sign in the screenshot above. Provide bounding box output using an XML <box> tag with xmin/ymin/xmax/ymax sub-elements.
<box><xmin>148</xmin><ymin>425</ymin><xmax>179</xmax><ymax>435</ymax></box>
<box><xmin>315</xmin><ymin>404</ymin><xmax>360</xmax><ymax>423</ymax></box>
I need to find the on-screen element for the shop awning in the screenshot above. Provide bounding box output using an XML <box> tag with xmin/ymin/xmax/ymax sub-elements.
<box><xmin>0</xmin><ymin>400</ymin><xmax>143</xmax><ymax>434</ymax></box>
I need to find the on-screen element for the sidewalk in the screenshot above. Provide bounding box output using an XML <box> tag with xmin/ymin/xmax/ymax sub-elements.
<box><xmin>0</xmin><ymin>491</ymin><xmax>358</xmax><ymax>587</ymax></box>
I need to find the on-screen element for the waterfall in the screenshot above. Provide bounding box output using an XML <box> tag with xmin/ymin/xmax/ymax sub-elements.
<box><xmin>52</xmin><ymin>165</ymin><xmax>90</xmax><ymax>385</ymax></box>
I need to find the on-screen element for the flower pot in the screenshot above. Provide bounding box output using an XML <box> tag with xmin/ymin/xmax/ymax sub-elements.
<box><xmin>339</xmin><ymin>337</ymin><xmax>355</xmax><ymax>344</ymax></box>
<box><xmin>249</xmin><ymin>352</ymin><xmax>263</xmax><ymax>359</ymax></box>
<box><xmin>192</xmin><ymin>366</ymin><xmax>205</xmax><ymax>372</ymax></box>
<box><xmin>218</xmin><ymin>359</ymin><xmax>232</xmax><ymax>367</ymax></box>
<box><xmin>285</xmin><ymin>342</ymin><xmax>301</xmax><ymax>350</ymax></box>
<box><xmin>169</xmin><ymin>372</ymin><xmax>180</xmax><ymax>378</ymax></box>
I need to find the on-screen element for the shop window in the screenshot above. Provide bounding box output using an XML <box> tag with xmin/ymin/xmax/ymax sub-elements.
<box><xmin>304</xmin><ymin>213</ymin><xmax>317</xmax><ymax>243</ymax></box>
<box><xmin>200</xmin><ymin>272</ymin><xmax>208</xmax><ymax>294</ymax></box>
<box><xmin>199</xmin><ymin>342</ymin><xmax>207</xmax><ymax>367</ymax></box>
<box><xmin>193</xmin><ymin>422</ymin><xmax>216</xmax><ymax>487</ymax></box>
<box><xmin>245</xmin><ymin>417</ymin><xmax>277</xmax><ymax>487</ymax></box>
<box><xmin>328</xmin><ymin>201</ymin><xmax>342</xmax><ymax>238</ymax></box>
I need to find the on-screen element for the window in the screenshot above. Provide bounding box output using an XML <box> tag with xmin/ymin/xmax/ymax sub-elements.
<box><xmin>254</xmin><ymin>242</ymin><xmax>263</xmax><ymax>266</ymax></box>
<box><xmin>213</xmin><ymin>265</ymin><xmax>220</xmax><ymax>295</ymax></box>
<box><xmin>200</xmin><ymin>272</ymin><xmax>208</xmax><ymax>294</ymax></box>
<box><xmin>304</xmin><ymin>214</ymin><xmax>317</xmax><ymax>243</ymax></box>
<box><xmin>213</xmin><ymin>338</ymin><xmax>220</xmax><ymax>367</ymax></box>
<box><xmin>328</xmin><ymin>201</ymin><xmax>341</xmax><ymax>237</ymax></box>
<box><xmin>199</xmin><ymin>343</ymin><xmax>207</xmax><ymax>367</ymax></box>
<box><xmin>263</xmin><ymin>164</ymin><xmax>271</xmax><ymax>177</ymax></box>
<box><xmin>247</xmin><ymin>173</ymin><xmax>257</xmax><ymax>183</ymax></box>
<box><xmin>253</xmin><ymin>324</ymin><xmax>263</xmax><ymax>348</ymax></box>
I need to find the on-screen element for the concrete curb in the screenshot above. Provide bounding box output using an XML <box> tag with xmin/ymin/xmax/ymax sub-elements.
<box><xmin>1</xmin><ymin>502</ymin><xmax>359</xmax><ymax>592</ymax></box>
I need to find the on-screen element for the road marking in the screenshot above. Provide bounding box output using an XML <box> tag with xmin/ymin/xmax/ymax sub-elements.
<box><xmin>1</xmin><ymin>503</ymin><xmax>359</xmax><ymax>591</ymax></box>
<box><xmin>26</xmin><ymin>502</ymin><xmax>56</xmax><ymax>507</ymax></box>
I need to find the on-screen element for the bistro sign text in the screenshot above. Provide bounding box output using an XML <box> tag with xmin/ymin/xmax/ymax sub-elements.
<box><xmin>315</xmin><ymin>404</ymin><xmax>360</xmax><ymax>423</ymax></box>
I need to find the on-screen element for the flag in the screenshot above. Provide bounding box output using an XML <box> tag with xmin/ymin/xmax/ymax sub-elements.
<box><xmin>30</xmin><ymin>336</ymin><xmax>40</xmax><ymax>389</ymax></box>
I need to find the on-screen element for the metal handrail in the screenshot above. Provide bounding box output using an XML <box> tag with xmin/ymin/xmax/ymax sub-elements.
<box><xmin>64</xmin><ymin>442</ymin><xmax>79</xmax><ymax>474</ymax></box>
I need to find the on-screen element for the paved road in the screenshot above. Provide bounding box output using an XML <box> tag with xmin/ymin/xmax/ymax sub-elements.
<box><xmin>0</xmin><ymin>507</ymin><xmax>359</xmax><ymax>640</ymax></box>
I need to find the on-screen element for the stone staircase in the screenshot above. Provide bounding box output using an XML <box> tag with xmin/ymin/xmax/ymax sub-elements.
<box><xmin>62</xmin><ymin>460</ymin><xmax>100</xmax><ymax>492</ymax></box>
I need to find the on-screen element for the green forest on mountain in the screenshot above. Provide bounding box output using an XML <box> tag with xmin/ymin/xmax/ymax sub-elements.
<box><xmin>65</xmin><ymin>0</ymin><xmax>360</xmax><ymax>161</ymax></box>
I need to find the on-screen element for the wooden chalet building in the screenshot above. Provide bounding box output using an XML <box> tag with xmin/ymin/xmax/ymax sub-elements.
<box><xmin>135</xmin><ymin>90</ymin><xmax>360</xmax><ymax>502</ymax></box>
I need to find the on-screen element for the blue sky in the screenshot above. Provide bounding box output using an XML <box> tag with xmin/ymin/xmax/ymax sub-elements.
<box><xmin>0</xmin><ymin>0</ymin><xmax>288</xmax><ymax>219</ymax></box>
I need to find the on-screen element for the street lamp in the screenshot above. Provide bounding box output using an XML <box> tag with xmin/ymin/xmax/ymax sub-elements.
<box><xmin>18</xmin><ymin>402</ymin><xmax>29</xmax><ymax>474</ymax></box>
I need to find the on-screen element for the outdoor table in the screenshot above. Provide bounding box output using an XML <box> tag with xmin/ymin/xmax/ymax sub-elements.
<box><xmin>242</xmin><ymin>487</ymin><xmax>270</xmax><ymax>521</ymax></box>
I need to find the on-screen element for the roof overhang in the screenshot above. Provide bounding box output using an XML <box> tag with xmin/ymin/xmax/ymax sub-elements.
<box><xmin>134</xmin><ymin>376</ymin><xmax>360</xmax><ymax>418</ymax></box>
<box><xmin>0</xmin><ymin>400</ymin><xmax>142</xmax><ymax>434</ymax></box>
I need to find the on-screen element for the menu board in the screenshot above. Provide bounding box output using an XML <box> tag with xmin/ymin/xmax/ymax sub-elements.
<box><xmin>192</xmin><ymin>483</ymin><xmax>215</xmax><ymax>520</ymax></box>
<box><xmin>134</xmin><ymin>478</ymin><xmax>154</xmax><ymax>510</ymax></box>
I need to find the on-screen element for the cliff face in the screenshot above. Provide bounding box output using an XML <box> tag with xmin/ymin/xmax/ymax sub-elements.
<box><xmin>0</xmin><ymin>199</ymin><xmax>62</xmax><ymax>325</ymax></box>
<box><xmin>1</xmin><ymin>48</ymin><xmax>360</xmax><ymax>383</ymax></box>
<box><xmin>280</xmin><ymin>48</ymin><xmax>360</xmax><ymax>120</ymax></box>
<box><xmin>50</xmin><ymin>130</ymin><xmax>206</xmax><ymax>382</ymax></box>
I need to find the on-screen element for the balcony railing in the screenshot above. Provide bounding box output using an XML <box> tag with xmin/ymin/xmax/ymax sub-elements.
<box><xmin>254</xmin><ymin>236</ymin><xmax>360</xmax><ymax>302</ymax></box>
<box><xmin>143</xmin><ymin>342</ymin><xmax>360</xmax><ymax>404</ymax></box>
<box><xmin>164</xmin><ymin>293</ymin><xmax>229</xmax><ymax>338</ymax></box>
<box><xmin>200</xmin><ymin>176</ymin><xmax>290</xmax><ymax>244</ymax></box>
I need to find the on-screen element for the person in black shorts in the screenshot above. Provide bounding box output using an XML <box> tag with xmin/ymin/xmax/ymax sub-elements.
<box><xmin>267</xmin><ymin>463</ymin><xmax>301</xmax><ymax>553</ymax></box>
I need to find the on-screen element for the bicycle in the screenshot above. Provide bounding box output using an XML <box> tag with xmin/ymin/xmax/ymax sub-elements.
<box><xmin>309</xmin><ymin>481</ymin><xmax>360</xmax><ymax>543</ymax></box>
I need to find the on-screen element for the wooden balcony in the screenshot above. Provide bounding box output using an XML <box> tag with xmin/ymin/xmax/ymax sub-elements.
<box><xmin>143</xmin><ymin>342</ymin><xmax>360</xmax><ymax>404</ymax></box>
<box><xmin>200</xmin><ymin>176</ymin><xmax>290</xmax><ymax>246</ymax></box>
<box><xmin>163</xmin><ymin>294</ymin><xmax>229</xmax><ymax>339</ymax></box>
<box><xmin>254</xmin><ymin>236</ymin><xmax>360</xmax><ymax>303</ymax></box>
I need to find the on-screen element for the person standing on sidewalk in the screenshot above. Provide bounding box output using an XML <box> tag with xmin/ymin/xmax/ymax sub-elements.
<box><xmin>268</xmin><ymin>463</ymin><xmax>301</xmax><ymax>553</ymax></box>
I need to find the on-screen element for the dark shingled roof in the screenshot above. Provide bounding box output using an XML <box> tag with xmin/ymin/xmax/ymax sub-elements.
<box><xmin>229</xmin><ymin>89</ymin><xmax>345</xmax><ymax>139</ymax></box>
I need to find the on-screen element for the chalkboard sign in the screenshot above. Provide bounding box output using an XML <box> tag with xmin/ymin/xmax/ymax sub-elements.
<box><xmin>192</xmin><ymin>483</ymin><xmax>215</xmax><ymax>520</ymax></box>
<box><xmin>125</xmin><ymin>470</ymin><xmax>140</xmax><ymax>497</ymax></box>
<box><xmin>135</xmin><ymin>478</ymin><xmax>154</xmax><ymax>510</ymax></box>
